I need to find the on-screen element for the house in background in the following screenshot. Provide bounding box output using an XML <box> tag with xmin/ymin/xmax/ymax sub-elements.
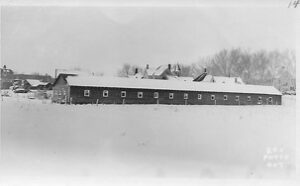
<box><xmin>151</xmin><ymin>64</ymin><xmax>174</xmax><ymax>79</ymax></box>
<box><xmin>1</xmin><ymin>65</ymin><xmax>54</xmax><ymax>90</ymax></box>
<box><xmin>193</xmin><ymin>69</ymin><xmax>245</xmax><ymax>85</ymax></box>
<box><xmin>139</xmin><ymin>64</ymin><xmax>185</xmax><ymax>80</ymax></box>
<box><xmin>23</xmin><ymin>79</ymin><xmax>52</xmax><ymax>90</ymax></box>
<box><xmin>0</xmin><ymin>65</ymin><xmax>14</xmax><ymax>89</ymax></box>
<box><xmin>201</xmin><ymin>75</ymin><xmax>245</xmax><ymax>84</ymax></box>
<box><xmin>142</xmin><ymin>64</ymin><xmax>156</xmax><ymax>79</ymax></box>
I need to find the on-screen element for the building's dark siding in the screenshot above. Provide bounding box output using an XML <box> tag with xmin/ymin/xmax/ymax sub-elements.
<box><xmin>65</xmin><ymin>85</ymin><xmax>281</xmax><ymax>105</ymax></box>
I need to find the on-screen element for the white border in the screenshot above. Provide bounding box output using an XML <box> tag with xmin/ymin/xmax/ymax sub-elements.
<box><xmin>0</xmin><ymin>1</ymin><xmax>299</xmax><ymax>186</ymax></box>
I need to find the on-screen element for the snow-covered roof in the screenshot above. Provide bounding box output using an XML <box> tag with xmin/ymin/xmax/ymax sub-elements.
<box><xmin>129</xmin><ymin>72</ymin><xmax>144</xmax><ymax>79</ymax></box>
<box><xmin>213</xmin><ymin>76</ymin><xmax>244</xmax><ymax>84</ymax></box>
<box><xmin>176</xmin><ymin>77</ymin><xmax>194</xmax><ymax>82</ymax></box>
<box><xmin>56</xmin><ymin>70</ymin><xmax>95</xmax><ymax>77</ymax></box>
<box><xmin>202</xmin><ymin>75</ymin><xmax>213</xmax><ymax>82</ymax></box>
<box><xmin>153</xmin><ymin>65</ymin><xmax>169</xmax><ymax>76</ymax></box>
<box><xmin>202</xmin><ymin>75</ymin><xmax>244</xmax><ymax>84</ymax></box>
<box><xmin>26</xmin><ymin>79</ymin><xmax>48</xmax><ymax>86</ymax></box>
<box><xmin>166</xmin><ymin>76</ymin><xmax>194</xmax><ymax>82</ymax></box>
<box><xmin>144</xmin><ymin>68</ymin><xmax>156</xmax><ymax>76</ymax></box>
<box><xmin>66</xmin><ymin>76</ymin><xmax>281</xmax><ymax>95</ymax></box>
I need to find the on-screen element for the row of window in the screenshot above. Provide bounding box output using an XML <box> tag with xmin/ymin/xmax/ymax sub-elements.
<box><xmin>83</xmin><ymin>90</ymin><xmax>273</xmax><ymax>102</ymax></box>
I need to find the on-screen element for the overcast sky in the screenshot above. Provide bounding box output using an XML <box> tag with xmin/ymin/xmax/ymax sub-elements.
<box><xmin>1</xmin><ymin>4</ymin><xmax>296</xmax><ymax>76</ymax></box>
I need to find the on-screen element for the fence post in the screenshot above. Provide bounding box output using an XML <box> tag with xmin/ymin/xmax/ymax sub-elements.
<box><xmin>96</xmin><ymin>99</ymin><xmax>99</xmax><ymax>106</ymax></box>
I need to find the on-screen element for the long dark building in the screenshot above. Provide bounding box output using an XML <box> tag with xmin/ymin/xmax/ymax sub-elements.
<box><xmin>52</xmin><ymin>74</ymin><xmax>282</xmax><ymax>105</ymax></box>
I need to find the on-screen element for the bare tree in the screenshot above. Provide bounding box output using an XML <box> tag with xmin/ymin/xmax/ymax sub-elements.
<box><xmin>116</xmin><ymin>48</ymin><xmax>296</xmax><ymax>91</ymax></box>
<box><xmin>117</xmin><ymin>63</ymin><xmax>143</xmax><ymax>77</ymax></box>
<box><xmin>117</xmin><ymin>63</ymin><xmax>131</xmax><ymax>77</ymax></box>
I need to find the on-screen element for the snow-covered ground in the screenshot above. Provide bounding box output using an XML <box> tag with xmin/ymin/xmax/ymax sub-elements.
<box><xmin>0</xmin><ymin>94</ymin><xmax>296</xmax><ymax>185</ymax></box>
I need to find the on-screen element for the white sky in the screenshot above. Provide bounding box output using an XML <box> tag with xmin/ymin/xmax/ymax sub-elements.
<box><xmin>0</xmin><ymin>1</ymin><xmax>297</xmax><ymax>76</ymax></box>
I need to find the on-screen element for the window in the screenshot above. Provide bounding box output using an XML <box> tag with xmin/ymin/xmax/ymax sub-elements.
<box><xmin>184</xmin><ymin>93</ymin><xmax>188</xmax><ymax>100</ymax></box>
<box><xmin>84</xmin><ymin>90</ymin><xmax>90</xmax><ymax>97</ymax></box>
<box><xmin>235</xmin><ymin>96</ymin><xmax>239</xmax><ymax>101</ymax></box>
<box><xmin>268</xmin><ymin>97</ymin><xmax>273</xmax><ymax>103</ymax></box>
<box><xmin>258</xmin><ymin>96</ymin><xmax>262</xmax><ymax>103</ymax></box>
<box><xmin>211</xmin><ymin>95</ymin><xmax>215</xmax><ymax>100</ymax></box>
<box><xmin>137</xmin><ymin>92</ymin><xmax>143</xmax><ymax>98</ymax></box>
<box><xmin>247</xmin><ymin>96</ymin><xmax>251</xmax><ymax>101</ymax></box>
<box><xmin>154</xmin><ymin>92</ymin><xmax>159</xmax><ymax>99</ymax></box>
<box><xmin>121</xmin><ymin>91</ymin><xmax>126</xmax><ymax>98</ymax></box>
<box><xmin>198</xmin><ymin>94</ymin><xmax>202</xmax><ymax>100</ymax></box>
<box><xmin>103</xmin><ymin>90</ymin><xmax>109</xmax><ymax>97</ymax></box>
<box><xmin>224</xmin><ymin>95</ymin><xmax>228</xmax><ymax>100</ymax></box>
<box><xmin>169</xmin><ymin>93</ymin><xmax>174</xmax><ymax>99</ymax></box>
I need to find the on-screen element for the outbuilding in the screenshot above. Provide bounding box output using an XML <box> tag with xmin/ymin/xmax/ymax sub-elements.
<box><xmin>23</xmin><ymin>79</ymin><xmax>52</xmax><ymax>90</ymax></box>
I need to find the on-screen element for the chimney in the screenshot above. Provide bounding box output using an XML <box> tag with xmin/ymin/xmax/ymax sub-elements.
<box><xmin>146</xmin><ymin>64</ymin><xmax>149</xmax><ymax>69</ymax></box>
<box><xmin>135</xmin><ymin>68</ymin><xmax>138</xmax><ymax>75</ymax></box>
<box><xmin>235</xmin><ymin>77</ymin><xmax>238</xmax><ymax>83</ymax></box>
<box><xmin>177</xmin><ymin>64</ymin><xmax>181</xmax><ymax>71</ymax></box>
<box><xmin>168</xmin><ymin>64</ymin><xmax>171</xmax><ymax>70</ymax></box>
<box><xmin>55</xmin><ymin>69</ymin><xmax>58</xmax><ymax>78</ymax></box>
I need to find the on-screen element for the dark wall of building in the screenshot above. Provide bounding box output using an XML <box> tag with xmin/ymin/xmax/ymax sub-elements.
<box><xmin>64</xmin><ymin>85</ymin><xmax>281</xmax><ymax>105</ymax></box>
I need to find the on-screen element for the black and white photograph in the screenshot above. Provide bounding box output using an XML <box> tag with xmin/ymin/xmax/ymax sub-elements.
<box><xmin>0</xmin><ymin>0</ymin><xmax>298</xmax><ymax>185</ymax></box>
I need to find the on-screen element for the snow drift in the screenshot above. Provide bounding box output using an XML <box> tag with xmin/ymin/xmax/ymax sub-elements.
<box><xmin>0</xmin><ymin>96</ymin><xmax>296</xmax><ymax>181</ymax></box>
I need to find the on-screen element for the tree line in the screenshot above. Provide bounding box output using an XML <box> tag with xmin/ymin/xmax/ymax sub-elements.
<box><xmin>117</xmin><ymin>48</ymin><xmax>296</xmax><ymax>91</ymax></box>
